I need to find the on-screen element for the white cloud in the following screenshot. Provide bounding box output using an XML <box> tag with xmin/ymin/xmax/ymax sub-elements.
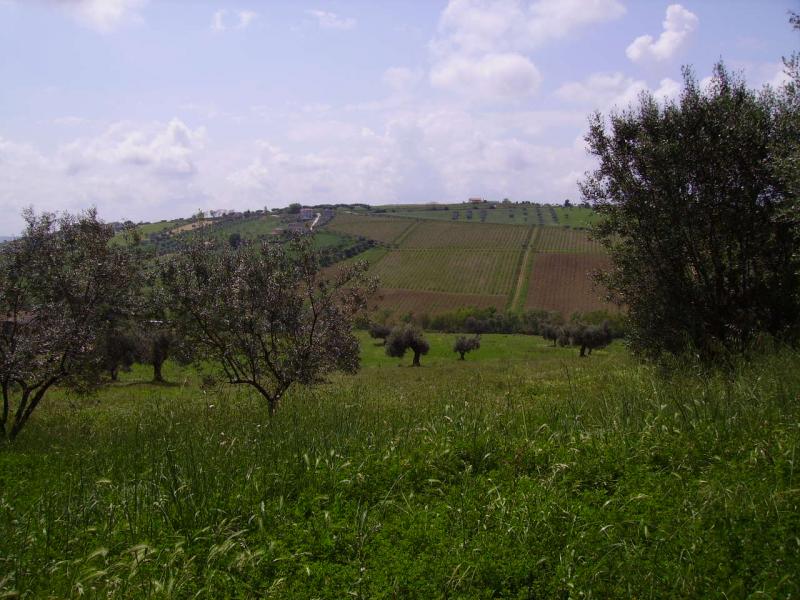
<box><xmin>429</xmin><ymin>0</ymin><xmax>624</xmax><ymax>102</ymax></box>
<box><xmin>383</xmin><ymin>67</ymin><xmax>423</xmax><ymax>94</ymax></box>
<box><xmin>59</xmin><ymin>0</ymin><xmax>148</xmax><ymax>33</ymax></box>
<box><xmin>60</xmin><ymin>119</ymin><xmax>206</xmax><ymax>177</ymax></box>
<box><xmin>0</xmin><ymin>124</ymin><xmax>214</xmax><ymax>234</ymax></box>
<box><xmin>556</xmin><ymin>72</ymin><xmax>681</xmax><ymax>110</ymax></box>
<box><xmin>626</xmin><ymin>4</ymin><xmax>698</xmax><ymax>63</ymax></box>
<box><xmin>430</xmin><ymin>52</ymin><xmax>542</xmax><ymax>100</ymax></box>
<box><xmin>305</xmin><ymin>9</ymin><xmax>356</xmax><ymax>30</ymax></box>
<box><xmin>433</xmin><ymin>0</ymin><xmax>626</xmax><ymax>57</ymax></box>
<box><xmin>211</xmin><ymin>9</ymin><xmax>258</xmax><ymax>32</ymax></box>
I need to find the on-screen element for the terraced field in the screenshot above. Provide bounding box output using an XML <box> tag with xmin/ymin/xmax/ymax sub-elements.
<box><xmin>535</xmin><ymin>227</ymin><xmax>604</xmax><ymax>253</ymax></box>
<box><xmin>524</xmin><ymin>253</ymin><xmax>615</xmax><ymax>315</ymax></box>
<box><xmin>326</xmin><ymin>213</ymin><xmax>414</xmax><ymax>243</ymax></box>
<box><xmin>401</xmin><ymin>221</ymin><xmax>529</xmax><ymax>249</ymax></box>
<box><xmin>370</xmin><ymin>249</ymin><xmax>522</xmax><ymax>295</ymax></box>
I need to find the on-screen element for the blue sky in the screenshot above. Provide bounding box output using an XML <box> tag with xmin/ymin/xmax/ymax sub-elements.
<box><xmin>0</xmin><ymin>0</ymin><xmax>796</xmax><ymax>234</ymax></box>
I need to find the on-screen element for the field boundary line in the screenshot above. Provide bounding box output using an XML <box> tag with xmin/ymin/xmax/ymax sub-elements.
<box><xmin>508</xmin><ymin>227</ymin><xmax>539</xmax><ymax>311</ymax></box>
<box><xmin>392</xmin><ymin>219</ymin><xmax>420</xmax><ymax>246</ymax></box>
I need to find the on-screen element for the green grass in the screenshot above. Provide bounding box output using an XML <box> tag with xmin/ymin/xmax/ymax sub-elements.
<box><xmin>2</xmin><ymin>337</ymin><xmax>800</xmax><ymax>598</ymax></box>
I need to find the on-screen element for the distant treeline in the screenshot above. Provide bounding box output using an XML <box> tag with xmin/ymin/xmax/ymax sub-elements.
<box><xmin>366</xmin><ymin>306</ymin><xmax>626</xmax><ymax>339</ymax></box>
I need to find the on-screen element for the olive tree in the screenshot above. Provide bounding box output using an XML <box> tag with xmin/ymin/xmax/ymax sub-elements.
<box><xmin>385</xmin><ymin>325</ymin><xmax>430</xmax><ymax>366</ymax></box>
<box><xmin>453</xmin><ymin>335</ymin><xmax>480</xmax><ymax>360</ymax></box>
<box><xmin>368</xmin><ymin>322</ymin><xmax>392</xmax><ymax>345</ymax></box>
<box><xmin>581</xmin><ymin>64</ymin><xmax>800</xmax><ymax>360</ymax></box>
<box><xmin>158</xmin><ymin>236</ymin><xmax>375</xmax><ymax>415</ymax></box>
<box><xmin>0</xmin><ymin>209</ymin><xmax>138</xmax><ymax>440</ymax></box>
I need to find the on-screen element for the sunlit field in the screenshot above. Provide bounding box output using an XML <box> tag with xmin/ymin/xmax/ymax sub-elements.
<box><xmin>3</xmin><ymin>334</ymin><xmax>799</xmax><ymax>598</ymax></box>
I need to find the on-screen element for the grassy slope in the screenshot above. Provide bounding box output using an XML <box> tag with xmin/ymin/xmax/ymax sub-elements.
<box><xmin>2</xmin><ymin>338</ymin><xmax>799</xmax><ymax>598</ymax></box>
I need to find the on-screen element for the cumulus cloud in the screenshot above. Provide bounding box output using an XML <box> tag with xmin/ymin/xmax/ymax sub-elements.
<box><xmin>211</xmin><ymin>9</ymin><xmax>258</xmax><ymax>32</ymax></box>
<box><xmin>305</xmin><ymin>9</ymin><xmax>356</xmax><ymax>30</ymax></box>
<box><xmin>556</xmin><ymin>72</ymin><xmax>681</xmax><ymax>110</ymax></box>
<box><xmin>433</xmin><ymin>0</ymin><xmax>626</xmax><ymax>56</ymax></box>
<box><xmin>430</xmin><ymin>53</ymin><xmax>542</xmax><ymax>100</ymax></box>
<box><xmin>60</xmin><ymin>119</ymin><xmax>206</xmax><ymax>177</ymax></box>
<box><xmin>626</xmin><ymin>4</ymin><xmax>698</xmax><ymax>63</ymax></box>
<box><xmin>0</xmin><ymin>124</ymin><xmax>214</xmax><ymax>234</ymax></box>
<box><xmin>56</xmin><ymin>0</ymin><xmax>148</xmax><ymax>33</ymax></box>
<box><xmin>429</xmin><ymin>0</ymin><xmax>624</xmax><ymax>102</ymax></box>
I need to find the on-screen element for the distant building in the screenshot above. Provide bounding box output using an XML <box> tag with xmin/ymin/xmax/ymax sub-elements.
<box><xmin>468</xmin><ymin>197</ymin><xmax>485</xmax><ymax>204</ymax></box>
<box><xmin>299</xmin><ymin>207</ymin><xmax>315</xmax><ymax>220</ymax></box>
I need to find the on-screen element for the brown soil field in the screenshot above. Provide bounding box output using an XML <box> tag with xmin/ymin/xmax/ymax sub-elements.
<box><xmin>535</xmin><ymin>227</ymin><xmax>604</xmax><ymax>253</ymax></box>
<box><xmin>326</xmin><ymin>213</ymin><xmax>414</xmax><ymax>243</ymax></box>
<box><xmin>524</xmin><ymin>253</ymin><xmax>617</xmax><ymax>316</ymax></box>
<box><xmin>370</xmin><ymin>288</ymin><xmax>506</xmax><ymax>315</ymax></box>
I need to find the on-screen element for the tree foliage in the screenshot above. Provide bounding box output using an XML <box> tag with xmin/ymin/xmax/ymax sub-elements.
<box><xmin>368</xmin><ymin>322</ymin><xmax>392</xmax><ymax>344</ymax></box>
<box><xmin>453</xmin><ymin>335</ymin><xmax>480</xmax><ymax>360</ymax></box>
<box><xmin>0</xmin><ymin>209</ymin><xmax>138</xmax><ymax>439</ymax></box>
<box><xmin>581</xmin><ymin>64</ymin><xmax>800</xmax><ymax>360</ymax></box>
<box><xmin>385</xmin><ymin>325</ymin><xmax>430</xmax><ymax>366</ymax></box>
<box><xmin>158</xmin><ymin>236</ymin><xmax>375</xmax><ymax>414</ymax></box>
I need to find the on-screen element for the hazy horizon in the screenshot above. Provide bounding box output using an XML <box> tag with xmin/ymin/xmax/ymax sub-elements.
<box><xmin>0</xmin><ymin>0</ymin><xmax>796</xmax><ymax>235</ymax></box>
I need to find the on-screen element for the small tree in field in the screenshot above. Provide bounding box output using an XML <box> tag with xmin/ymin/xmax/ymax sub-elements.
<box><xmin>453</xmin><ymin>335</ymin><xmax>480</xmax><ymax>360</ymax></box>
<box><xmin>385</xmin><ymin>325</ymin><xmax>430</xmax><ymax>366</ymax></box>
<box><xmin>135</xmin><ymin>326</ymin><xmax>185</xmax><ymax>383</ymax></box>
<box><xmin>101</xmin><ymin>326</ymin><xmax>139</xmax><ymax>381</ymax></box>
<box><xmin>368</xmin><ymin>322</ymin><xmax>392</xmax><ymax>345</ymax></box>
<box><xmin>158</xmin><ymin>236</ymin><xmax>375</xmax><ymax>415</ymax></box>
<box><xmin>572</xmin><ymin>323</ymin><xmax>613</xmax><ymax>357</ymax></box>
<box><xmin>541</xmin><ymin>323</ymin><xmax>560</xmax><ymax>346</ymax></box>
<box><xmin>0</xmin><ymin>209</ymin><xmax>138</xmax><ymax>440</ymax></box>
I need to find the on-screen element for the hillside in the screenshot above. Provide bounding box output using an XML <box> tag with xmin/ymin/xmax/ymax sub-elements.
<box><xmin>107</xmin><ymin>203</ymin><xmax>613</xmax><ymax>319</ymax></box>
<box><xmin>324</xmin><ymin>206</ymin><xmax>615</xmax><ymax>318</ymax></box>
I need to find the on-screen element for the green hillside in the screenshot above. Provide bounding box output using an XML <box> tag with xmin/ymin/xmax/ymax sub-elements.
<box><xmin>323</xmin><ymin>208</ymin><xmax>612</xmax><ymax>318</ymax></box>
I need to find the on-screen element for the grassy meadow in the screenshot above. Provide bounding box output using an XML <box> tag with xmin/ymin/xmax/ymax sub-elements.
<box><xmin>2</xmin><ymin>333</ymin><xmax>800</xmax><ymax>598</ymax></box>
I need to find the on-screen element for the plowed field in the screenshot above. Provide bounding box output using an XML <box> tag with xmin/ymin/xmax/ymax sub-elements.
<box><xmin>525</xmin><ymin>253</ymin><xmax>616</xmax><ymax>315</ymax></box>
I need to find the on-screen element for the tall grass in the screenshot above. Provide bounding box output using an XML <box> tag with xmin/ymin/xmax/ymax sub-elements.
<box><xmin>1</xmin><ymin>347</ymin><xmax>799</xmax><ymax>597</ymax></box>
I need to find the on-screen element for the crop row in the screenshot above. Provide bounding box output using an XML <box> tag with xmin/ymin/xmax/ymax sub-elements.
<box><xmin>524</xmin><ymin>253</ymin><xmax>616</xmax><ymax>315</ymax></box>
<box><xmin>401</xmin><ymin>221</ymin><xmax>530</xmax><ymax>249</ymax></box>
<box><xmin>326</xmin><ymin>213</ymin><xmax>414</xmax><ymax>243</ymax></box>
<box><xmin>535</xmin><ymin>227</ymin><xmax>605</xmax><ymax>253</ymax></box>
<box><xmin>370</xmin><ymin>249</ymin><xmax>523</xmax><ymax>296</ymax></box>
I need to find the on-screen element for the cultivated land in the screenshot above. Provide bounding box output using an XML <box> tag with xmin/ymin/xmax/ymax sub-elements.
<box><xmin>109</xmin><ymin>203</ymin><xmax>611</xmax><ymax>318</ymax></box>
<box><xmin>353</xmin><ymin>203</ymin><xmax>600</xmax><ymax>228</ymax></box>
<box><xmin>321</xmin><ymin>207</ymin><xmax>609</xmax><ymax>318</ymax></box>
<box><xmin>3</xmin><ymin>334</ymin><xmax>799</xmax><ymax>597</ymax></box>
<box><xmin>326</xmin><ymin>213</ymin><xmax>415</xmax><ymax>244</ymax></box>
<box><xmin>370</xmin><ymin>249</ymin><xmax>523</xmax><ymax>295</ymax></box>
<box><xmin>525</xmin><ymin>253</ymin><xmax>616</xmax><ymax>314</ymax></box>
